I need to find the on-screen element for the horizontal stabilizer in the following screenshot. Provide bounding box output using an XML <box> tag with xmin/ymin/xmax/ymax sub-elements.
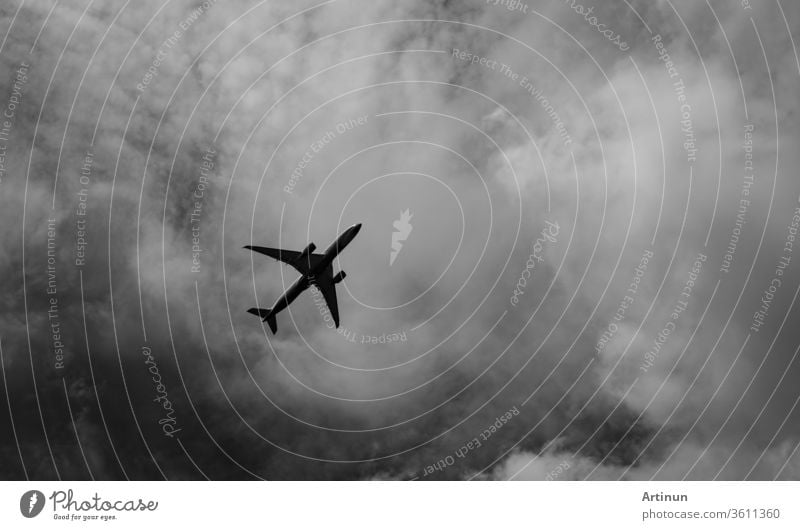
<box><xmin>247</xmin><ymin>307</ymin><xmax>278</xmax><ymax>334</ymax></box>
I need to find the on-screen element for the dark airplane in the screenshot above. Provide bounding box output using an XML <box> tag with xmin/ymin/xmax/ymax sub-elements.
<box><xmin>244</xmin><ymin>223</ymin><xmax>362</xmax><ymax>334</ymax></box>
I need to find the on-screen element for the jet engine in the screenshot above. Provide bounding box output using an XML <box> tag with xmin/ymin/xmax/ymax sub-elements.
<box><xmin>333</xmin><ymin>271</ymin><xmax>347</xmax><ymax>284</ymax></box>
<box><xmin>296</xmin><ymin>243</ymin><xmax>316</xmax><ymax>264</ymax></box>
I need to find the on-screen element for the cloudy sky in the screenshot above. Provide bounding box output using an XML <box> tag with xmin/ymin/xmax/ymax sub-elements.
<box><xmin>1</xmin><ymin>0</ymin><xmax>799</xmax><ymax>480</ymax></box>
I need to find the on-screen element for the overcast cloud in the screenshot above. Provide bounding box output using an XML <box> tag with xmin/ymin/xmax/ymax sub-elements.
<box><xmin>0</xmin><ymin>0</ymin><xmax>799</xmax><ymax>480</ymax></box>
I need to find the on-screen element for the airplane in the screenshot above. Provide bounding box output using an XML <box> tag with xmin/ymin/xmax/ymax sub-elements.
<box><xmin>244</xmin><ymin>223</ymin><xmax>362</xmax><ymax>334</ymax></box>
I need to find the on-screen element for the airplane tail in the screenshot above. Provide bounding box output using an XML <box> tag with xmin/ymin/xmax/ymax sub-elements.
<box><xmin>247</xmin><ymin>307</ymin><xmax>278</xmax><ymax>334</ymax></box>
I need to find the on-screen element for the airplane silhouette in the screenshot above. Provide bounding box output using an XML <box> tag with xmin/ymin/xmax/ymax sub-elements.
<box><xmin>245</xmin><ymin>223</ymin><xmax>362</xmax><ymax>334</ymax></box>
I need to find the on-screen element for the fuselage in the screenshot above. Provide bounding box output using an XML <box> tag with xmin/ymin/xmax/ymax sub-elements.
<box><xmin>314</xmin><ymin>223</ymin><xmax>362</xmax><ymax>276</ymax></box>
<box><xmin>271</xmin><ymin>223</ymin><xmax>361</xmax><ymax>314</ymax></box>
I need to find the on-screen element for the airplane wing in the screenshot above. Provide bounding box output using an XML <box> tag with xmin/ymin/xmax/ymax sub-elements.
<box><xmin>244</xmin><ymin>245</ymin><xmax>324</xmax><ymax>275</ymax></box>
<box><xmin>313</xmin><ymin>266</ymin><xmax>339</xmax><ymax>328</ymax></box>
